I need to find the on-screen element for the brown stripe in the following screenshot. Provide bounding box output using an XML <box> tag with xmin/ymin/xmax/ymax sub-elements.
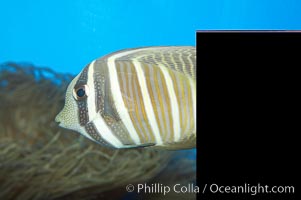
<box><xmin>183</xmin><ymin>78</ymin><xmax>192</xmax><ymax>137</ymax></box>
<box><xmin>93</xmin><ymin>70</ymin><xmax>105</xmax><ymax>113</ymax></box>
<box><xmin>78</xmin><ymin>101</ymin><xmax>89</xmax><ymax>126</ymax></box>
<box><xmin>158</xmin><ymin>67</ymin><xmax>174</xmax><ymax>142</ymax></box>
<box><xmin>85</xmin><ymin>122</ymin><xmax>114</xmax><ymax>148</ymax></box>
<box><xmin>75</xmin><ymin>64</ymin><xmax>89</xmax><ymax>86</ymax></box>
<box><xmin>123</xmin><ymin>62</ymin><xmax>156</xmax><ymax>143</ymax></box>
<box><xmin>116</xmin><ymin>61</ymin><xmax>149</xmax><ymax>143</ymax></box>
<box><xmin>131</xmin><ymin>62</ymin><xmax>156</xmax><ymax>143</ymax></box>
<box><xmin>143</xmin><ymin>64</ymin><xmax>164</xmax><ymax>141</ymax></box>
<box><xmin>186</xmin><ymin>80</ymin><xmax>194</xmax><ymax>138</ymax></box>
<box><xmin>93</xmin><ymin>59</ymin><xmax>135</xmax><ymax>145</ymax></box>
<box><xmin>75</xmin><ymin>65</ymin><xmax>89</xmax><ymax>126</ymax></box>
<box><xmin>153</xmin><ymin>65</ymin><xmax>168</xmax><ymax>140</ymax></box>
<box><xmin>103</xmin><ymin>115</ymin><xmax>134</xmax><ymax>145</ymax></box>
<box><xmin>94</xmin><ymin>60</ymin><xmax>109</xmax><ymax>114</ymax></box>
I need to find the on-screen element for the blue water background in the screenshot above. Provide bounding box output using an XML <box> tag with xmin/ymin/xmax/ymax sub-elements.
<box><xmin>1</xmin><ymin>0</ymin><xmax>301</xmax><ymax>160</ymax></box>
<box><xmin>1</xmin><ymin>0</ymin><xmax>301</xmax><ymax>74</ymax></box>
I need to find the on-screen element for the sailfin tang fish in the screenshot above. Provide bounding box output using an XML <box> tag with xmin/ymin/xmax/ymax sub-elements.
<box><xmin>55</xmin><ymin>46</ymin><xmax>196</xmax><ymax>150</ymax></box>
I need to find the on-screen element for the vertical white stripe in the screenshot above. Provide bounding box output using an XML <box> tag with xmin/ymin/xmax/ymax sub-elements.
<box><xmin>84</xmin><ymin>60</ymin><xmax>123</xmax><ymax>148</ymax></box>
<box><xmin>189</xmin><ymin>78</ymin><xmax>196</xmax><ymax>132</ymax></box>
<box><xmin>107</xmin><ymin>50</ymin><xmax>147</xmax><ymax>144</ymax></box>
<box><xmin>93</xmin><ymin>117</ymin><xmax>123</xmax><ymax>148</ymax></box>
<box><xmin>77</xmin><ymin>126</ymin><xmax>94</xmax><ymax>141</ymax></box>
<box><xmin>158</xmin><ymin>64</ymin><xmax>181</xmax><ymax>141</ymax></box>
<box><xmin>87</xmin><ymin>60</ymin><xmax>97</xmax><ymax>121</ymax></box>
<box><xmin>132</xmin><ymin>59</ymin><xmax>163</xmax><ymax>144</ymax></box>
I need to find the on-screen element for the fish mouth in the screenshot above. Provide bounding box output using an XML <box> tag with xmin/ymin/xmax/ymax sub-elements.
<box><xmin>55</xmin><ymin>114</ymin><xmax>62</xmax><ymax>125</ymax></box>
<box><xmin>55</xmin><ymin>121</ymin><xmax>62</xmax><ymax>127</ymax></box>
<box><xmin>55</xmin><ymin>120</ymin><xmax>64</xmax><ymax>128</ymax></box>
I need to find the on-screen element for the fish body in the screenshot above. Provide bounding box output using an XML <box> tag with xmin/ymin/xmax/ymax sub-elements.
<box><xmin>55</xmin><ymin>46</ymin><xmax>196</xmax><ymax>150</ymax></box>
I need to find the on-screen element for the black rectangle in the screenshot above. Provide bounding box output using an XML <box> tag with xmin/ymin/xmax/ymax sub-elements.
<box><xmin>197</xmin><ymin>31</ymin><xmax>299</xmax><ymax>199</ymax></box>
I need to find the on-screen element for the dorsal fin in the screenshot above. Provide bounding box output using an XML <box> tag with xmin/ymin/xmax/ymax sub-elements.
<box><xmin>114</xmin><ymin>46</ymin><xmax>196</xmax><ymax>80</ymax></box>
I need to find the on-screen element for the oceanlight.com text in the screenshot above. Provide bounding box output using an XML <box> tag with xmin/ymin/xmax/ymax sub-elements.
<box><xmin>203</xmin><ymin>183</ymin><xmax>295</xmax><ymax>195</ymax></box>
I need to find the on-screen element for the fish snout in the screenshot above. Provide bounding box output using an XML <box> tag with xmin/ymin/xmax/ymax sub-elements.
<box><xmin>55</xmin><ymin>112</ymin><xmax>62</xmax><ymax>124</ymax></box>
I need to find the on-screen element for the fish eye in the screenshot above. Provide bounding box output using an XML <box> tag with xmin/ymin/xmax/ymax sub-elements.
<box><xmin>77</xmin><ymin>88</ymin><xmax>85</xmax><ymax>97</ymax></box>
<box><xmin>73</xmin><ymin>85</ymin><xmax>89</xmax><ymax>100</ymax></box>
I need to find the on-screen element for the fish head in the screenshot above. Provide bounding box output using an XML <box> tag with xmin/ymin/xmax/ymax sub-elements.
<box><xmin>55</xmin><ymin>63</ymin><xmax>103</xmax><ymax>138</ymax></box>
<box><xmin>55</xmin><ymin>74</ymin><xmax>85</xmax><ymax>132</ymax></box>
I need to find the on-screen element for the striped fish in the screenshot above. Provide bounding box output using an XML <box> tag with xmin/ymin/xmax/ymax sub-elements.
<box><xmin>55</xmin><ymin>46</ymin><xmax>196</xmax><ymax>150</ymax></box>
